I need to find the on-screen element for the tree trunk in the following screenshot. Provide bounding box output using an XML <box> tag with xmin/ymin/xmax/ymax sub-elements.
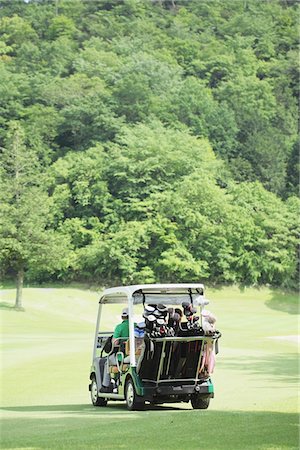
<box><xmin>15</xmin><ymin>268</ymin><xmax>24</xmax><ymax>309</ymax></box>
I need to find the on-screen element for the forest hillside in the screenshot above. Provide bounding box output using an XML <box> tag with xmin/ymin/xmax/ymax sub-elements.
<box><xmin>0</xmin><ymin>0</ymin><xmax>299</xmax><ymax>294</ymax></box>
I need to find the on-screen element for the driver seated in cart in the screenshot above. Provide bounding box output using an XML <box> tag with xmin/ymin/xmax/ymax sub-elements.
<box><xmin>100</xmin><ymin>307</ymin><xmax>132</xmax><ymax>393</ymax></box>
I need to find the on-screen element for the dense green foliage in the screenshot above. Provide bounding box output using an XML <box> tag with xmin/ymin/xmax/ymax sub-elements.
<box><xmin>0</xmin><ymin>0</ymin><xmax>299</xmax><ymax>293</ymax></box>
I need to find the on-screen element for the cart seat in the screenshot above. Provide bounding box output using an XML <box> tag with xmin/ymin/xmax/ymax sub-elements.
<box><xmin>125</xmin><ymin>338</ymin><xmax>144</xmax><ymax>357</ymax></box>
<box><xmin>108</xmin><ymin>338</ymin><xmax>144</xmax><ymax>373</ymax></box>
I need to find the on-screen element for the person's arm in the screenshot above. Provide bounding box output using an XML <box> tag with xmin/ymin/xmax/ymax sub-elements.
<box><xmin>112</xmin><ymin>324</ymin><xmax>122</xmax><ymax>346</ymax></box>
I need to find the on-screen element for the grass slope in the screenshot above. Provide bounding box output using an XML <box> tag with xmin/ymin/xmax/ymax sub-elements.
<box><xmin>0</xmin><ymin>286</ymin><xmax>299</xmax><ymax>449</ymax></box>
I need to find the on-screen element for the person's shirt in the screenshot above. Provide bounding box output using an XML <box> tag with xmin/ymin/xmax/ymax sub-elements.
<box><xmin>113</xmin><ymin>319</ymin><xmax>129</xmax><ymax>359</ymax></box>
<box><xmin>113</xmin><ymin>319</ymin><xmax>130</xmax><ymax>341</ymax></box>
<box><xmin>113</xmin><ymin>319</ymin><xmax>137</xmax><ymax>358</ymax></box>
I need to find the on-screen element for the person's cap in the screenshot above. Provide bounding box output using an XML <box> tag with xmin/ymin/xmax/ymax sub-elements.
<box><xmin>121</xmin><ymin>307</ymin><xmax>129</xmax><ymax>317</ymax></box>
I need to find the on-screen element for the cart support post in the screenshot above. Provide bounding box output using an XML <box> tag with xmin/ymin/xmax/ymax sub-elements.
<box><xmin>92</xmin><ymin>302</ymin><xmax>102</xmax><ymax>360</ymax></box>
<box><xmin>128</xmin><ymin>295</ymin><xmax>136</xmax><ymax>367</ymax></box>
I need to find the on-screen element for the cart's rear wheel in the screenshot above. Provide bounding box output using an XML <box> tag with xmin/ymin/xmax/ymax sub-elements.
<box><xmin>125</xmin><ymin>378</ymin><xmax>144</xmax><ymax>411</ymax></box>
<box><xmin>191</xmin><ymin>394</ymin><xmax>210</xmax><ymax>409</ymax></box>
<box><xmin>91</xmin><ymin>376</ymin><xmax>107</xmax><ymax>407</ymax></box>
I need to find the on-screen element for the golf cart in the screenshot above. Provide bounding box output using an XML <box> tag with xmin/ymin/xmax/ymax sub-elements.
<box><xmin>89</xmin><ymin>284</ymin><xmax>221</xmax><ymax>411</ymax></box>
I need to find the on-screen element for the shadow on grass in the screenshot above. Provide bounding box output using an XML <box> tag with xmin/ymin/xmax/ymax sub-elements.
<box><xmin>220</xmin><ymin>353</ymin><xmax>299</xmax><ymax>383</ymax></box>
<box><xmin>2</xmin><ymin>404</ymin><xmax>100</xmax><ymax>413</ymax></box>
<box><xmin>1</xmin><ymin>406</ymin><xmax>299</xmax><ymax>450</ymax></box>
<box><xmin>1</xmin><ymin>402</ymin><xmax>184</xmax><ymax>414</ymax></box>
<box><xmin>0</xmin><ymin>302</ymin><xmax>24</xmax><ymax>311</ymax></box>
<box><xmin>0</xmin><ymin>302</ymin><xmax>15</xmax><ymax>310</ymax></box>
<box><xmin>265</xmin><ymin>290</ymin><xmax>299</xmax><ymax>315</ymax></box>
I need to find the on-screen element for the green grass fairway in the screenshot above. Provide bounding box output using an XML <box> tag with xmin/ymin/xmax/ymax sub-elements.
<box><xmin>1</xmin><ymin>286</ymin><xmax>299</xmax><ymax>449</ymax></box>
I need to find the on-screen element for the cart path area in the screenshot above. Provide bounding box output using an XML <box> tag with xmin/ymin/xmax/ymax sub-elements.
<box><xmin>267</xmin><ymin>335</ymin><xmax>299</xmax><ymax>343</ymax></box>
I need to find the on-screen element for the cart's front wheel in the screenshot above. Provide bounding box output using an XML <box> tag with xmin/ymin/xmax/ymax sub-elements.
<box><xmin>90</xmin><ymin>377</ymin><xmax>107</xmax><ymax>407</ymax></box>
<box><xmin>191</xmin><ymin>394</ymin><xmax>210</xmax><ymax>409</ymax></box>
<box><xmin>125</xmin><ymin>378</ymin><xmax>144</xmax><ymax>411</ymax></box>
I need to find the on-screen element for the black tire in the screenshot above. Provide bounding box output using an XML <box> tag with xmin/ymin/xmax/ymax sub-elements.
<box><xmin>191</xmin><ymin>394</ymin><xmax>210</xmax><ymax>409</ymax></box>
<box><xmin>125</xmin><ymin>378</ymin><xmax>144</xmax><ymax>411</ymax></box>
<box><xmin>90</xmin><ymin>377</ymin><xmax>107</xmax><ymax>407</ymax></box>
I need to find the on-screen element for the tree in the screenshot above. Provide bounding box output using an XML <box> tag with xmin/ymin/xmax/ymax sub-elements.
<box><xmin>104</xmin><ymin>120</ymin><xmax>220</xmax><ymax>209</ymax></box>
<box><xmin>228</xmin><ymin>181</ymin><xmax>299</xmax><ymax>286</ymax></box>
<box><xmin>0</xmin><ymin>0</ymin><xmax>298</xmax><ymax>289</ymax></box>
<box><xmin>0</xmin><ymin>122</ymin><xmax>70</xmax><ymax>308</ymax></box>
<box><xmin>0</xmin><ymin>14</ymin><xmax>38</xmax><ymax>57</ymax></box>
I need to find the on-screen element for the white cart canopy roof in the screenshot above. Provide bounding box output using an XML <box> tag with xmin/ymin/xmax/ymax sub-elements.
<box><xmin>99</xmin><ymin>283</ymin><xmax>206</xmax><ymax>306</ymax></box>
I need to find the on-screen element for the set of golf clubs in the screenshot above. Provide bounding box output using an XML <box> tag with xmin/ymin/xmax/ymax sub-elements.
<box><xmin>143</xmin><ymin>304</ymin><xmax>175</xmax><ymax>338</ymax></box>
<box><xmin>142</xmin><ymin>302</ymin><xmax>202</xmax><ymax>338</ymax></box>
<box><xmin>181</xmin><ymin>301</ymin><xmax>201</xmax><ymax>331</ymax></box>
